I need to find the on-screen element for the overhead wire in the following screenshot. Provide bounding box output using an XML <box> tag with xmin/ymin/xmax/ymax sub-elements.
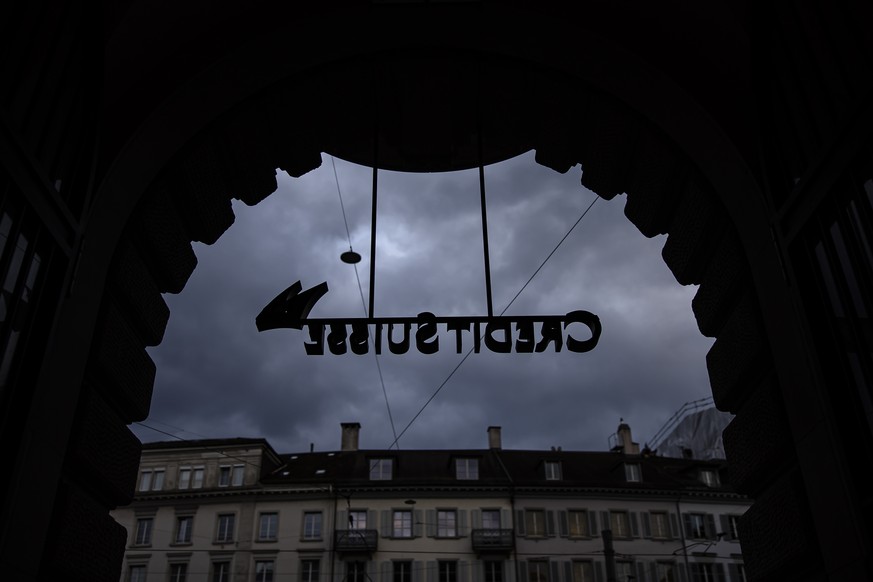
<box><xmin>331</xmin><ymin>156</ymin><xmax>400</xmax><ymax>448</ymax></box>
<box><xmin>387</xmin><ymin>194</ymin><xmax>599</xmax><ymax>449</ymax></box>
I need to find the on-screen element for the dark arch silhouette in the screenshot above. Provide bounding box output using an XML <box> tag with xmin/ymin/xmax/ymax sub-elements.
<box><xmin>2</xmin><ymin>3</ymin><xmax>872</xmax><ymax>580</ymax></box>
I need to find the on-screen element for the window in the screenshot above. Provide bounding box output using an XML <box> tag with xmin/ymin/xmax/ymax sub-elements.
<box><xmin>393</xmin><ymin>510</ymin><xmax>412</xmax><ymax>537</ymax></box>
<box><xmin>349</xmin><ymin>510</ymin><xmax>368</xmax><ymax>529</ymax></box>
<box><xmin>437</xmin><ymin>510</ymin><xmax>457</xmax><ymax>537</ymax></box>
<box><xmin>231</xmin><ymin>464</ymin><xmax>244</xmax><ymax>486</ymax></box>
<box><xmin>734</xmin><ymin>564</ymin><xmax>747</xmax><ymax>582</ymax></box>
<box><xmin>216</xmin><ymin>513</ymin><xmax>235</xmax><ymax>543</ymax></box>
<box><xmin>393</xmin><ymin>561</ymin><xmax>412</xmax><ymax>582</ymax></box>
<box><xmin>179</xmin><ymin>467</ymin><xmax>191</xmax><ymax>489</ymax></box>
<box><xmin>727</xmin><ymin>515</ymin><xmax>741</xmax><ymax>540</ymax></box>
<box><xmin>303</xmin><ymin>511</ymin><xmax>323</xmax><ymax>540</ymax></box>
<box><xmin>484</xmin><ymin>561</ymin><xmax>503</xmax><ymax>582</ymax></box>
<box><xmin>175</xmin><ymin>516</ymin><xmax>193</xmax><ymax>544</ymax></box>
<box><xmin>456</xmin><ymin>458</ymin><xmax>479</xmax><ymax>480</ymax></box>
<box><xmin>439</xmin><ymin>561</ymin><xmax>457</xmax><ymax>582</ymax></box>
<box><xmin>690</xmin><ymin>563</ymin><xmax>723</xmax><ymax>582</ymax></box>
<box><xmin>525</xmin><ymin>509</ymin><xmax>546</xmax><ymax>537</ymax></box>
<box><xmin>213</xmin><ymin>561</ymin><xmax>231</xmax><ymax>582</ymax></box>
<box><xmin>624</xmin><ymin>463</ymin><xmax>641</xmax><ymax>482</ymax></box>
<box><xmin>259</xmin><ymin>512</ymin><xmax>278</xmax><ymax>541</ymax></box>
<box><xmin>170</xmin><ymin>564</ymin><xmax>187</xmax><ymax>582</ymax></box>
<box><xmin>650</xmin><ymin>511</ymin><xmax>670</xmax><ymax>539</ymax></box>
<box><xmin>347</xmin><ymin>561</ymin><xmax>367</xmax><ymax>582</ymax></box>
<box><xmin>568</xmin><ymin>510</ymin><xmax>588</xmax><ymax>537</ymax></box>
<box><xmin>191</xmin><ymin>467</ymin><xmax>204</xmax><ymax>488</ymax></box>
<box><xmin>219</xmin><ymin>465</ymin><xmax>231</xmax><ymax>487</ymax></box>
<box><xmin>301</xmin><ymin>559</ymin><xmax>320</xmax><ymax>582</ymax></box>
<box><xmin>256</xmin><ymin>560</ymin><xmax>275</xmax><ymax>582</ymax></box>
<box><xmin>129</xmin><ymin>565</ymin><xmax>147</xmax><ymax>582</ymax></box>
<box><xmin>528</xmin><ymin>561</ymin><xmax>549</xmax><ymax>582</ymax></box>
<box><xmin>615</xmin><ymin>561</ymin><xmax>633</xmax><ymax>582</ymax></box>
<box><xmin>369</xmin><ymin>458</ymin><xmax>393</xmax><ymax>480</ymax></box>
<box><xmin>655</xmin><ymin>562</ymin><xmax>677</xmax><ymax>582</ymax></box>
<box><xmin>482</xmin><ymin>510</ymin><xmax>501</xmax><ymax>530</ymax></box>
<box><xmin>138</xmin><ymin>469</ymin><xmax>164</xmax><ymax>492</ymax></box>
<box><xmin>700</xmin><ymin>469</ymin><xmax>720</xmax><ymax>487</ymax></box>
<box><xmin>134</xmin><ymin>517</ymin><xmax>152</xmax><ymax>545</ymax></box>
<box><xmin>610</xmin><ymin>511</ymin><xmax>630</xmax><ymax>539</ymax></box>
<box><xmin>571</xmin><ymin>562</ymin><xmax>594</xmax><ymax>582</ymax></box>
<box><xmin>544</xmin><ymin>461</ymin><xmax>562</xmax><ymax>480</ymax></box>
<box><xmin>686</xmin><ymin>513</ymin><xmax>707</xmax><ymax>539</ymax></box>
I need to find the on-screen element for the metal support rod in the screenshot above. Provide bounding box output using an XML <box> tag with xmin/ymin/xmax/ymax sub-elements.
<box><xmin>478</xmin><ymin>152</ymin><xmax>494</xmax><ymax>318</ymax></box>
<box><xmin>602</xmin><ymin>529</ymin><xmax>617</xmax><ymax>582</ymax></box>
<box><xmin>369</xmin><ymin>144</ymin><xmax>378</xmax><ymax>319</ymax></box>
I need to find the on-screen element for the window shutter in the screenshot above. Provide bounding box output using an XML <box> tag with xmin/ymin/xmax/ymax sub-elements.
<box><xmin>559</xmin><ymin>511</ymin><xmax>568</xmax><ymax>537</ymax></box>
<box><xmin>705</xmin><ymin>514</ymin><xmax>717</xmax><ymax>540</ymax></box>
<box><xmin>599</xmin><ymin>512</ymin><xmax>609</xmax><ymax>535</ymax></box>
<box><xmin>630</xmin><ymin>513</ymin><xmax>640</xmax><ymax>538</ymax></box>
<box><xmin>594</xmin><ymin>562</ymin><xmax>604</xmax><ymax>582</ymax></box>
<box><xmin>682</xmin><ymin>514</ymin><xmax>692</xmax><ymax>538</ymax></box>
<box><xmin>459</xmin><ymin>510</ymin><xmax>468</xmax><ymax>537</ymax></box>
<box><xmin>472</xmin><ymin>562</ymin><xmax>482</xmax><ymax>582</ymax></box>
<box><xmin>677</xmin><ymin>563</ymin><xmax>688</xmax><ymax>582</ymax></box>
<box><xmin>516</xmin><ymin>510</ymin><xmax>526</xmax><ymax>536</ymax></box>
<box><xmin>715</xmin><ymin>563</ymin><xmax>726</xmax><ymax>582</ymax></box>
<box><xmin>728</xmin><ymin>564</ymin><xmax>739</xmax><ymax>582</ymax></box>
<box><xmin>648</xmin><ymin>563</ymin><xmax>658</xmax><ymax>582</ymax></box>
<box><xmin>369</xmin><ymin>510</ymin><xmax>377</xmax><ymax>531</ymax></box>
<box><xmin>502</xmin><ymin>509</ymin><xmax>511</xmax><ymax>530</ymax></box>
<box><xmin>636</xmin><ymin>562</ymin><xmax>647</xmax><ymax>582</ymax></box>
<box><xmin>414</xmin><ymin>510</ymin><xmax>424</xmax><ymax>538</ymax></box>
<box><xmin>381</xmin><ymin>561</ymin><xmax>391</xmax><ymax>582</ymax></box>
<box><xmin>472</xmin><ymin>509</ymin><xmax>482</xmax><ymax>529</ymax></box>
<box><xmin>588</xmin><ymin>512</ymin><xmax>598</xmax><ymax>536</ymax></box>
<box><xmin>519</xmin><ymin>561</ymin><xmax>528</xmax><ymax>582</ymax></box>
<box><xmin>563</xmin><ymin>561</ymin><xmax>572</xmax><ymax>582</ymax></box>
<box><xmin>426</xmin><ymin>562</ymin><xmax>436</xmax><ymax>582</ymax></box>
<box><xmin>669</xmin><ymin>513</ymin><xmax>679</xmax><ymax>540</ymax></box>
<box><xmin>546</xmin><ymin>511</ymin><xmax>556</xmax><ymax>537</ymax></box>
<box><xmin>338</xmin><ymin>510</ymin><xmax>348</xmax><ymax>530</ymax></box>
<box><xmin>414</xmin><ymin>562</ymin><xmax>423</xmax><ymax>582</ymax></box>
<box><xmin>459</xmin><ymin>561</ymin><xmax>468</xmax><ymax>582</ymax></box>
<box><xmin>382</xmin><ymin>510</ymin><xmax>391</xmax><ymax>537</ymax></box>
<box><xmin>641</xmin><ymin>512</ymin><xmax>651</xmax><ymax>538</ymax></box>
<box><xmin>719</xmin><ymin>515</ymin><xmax>730</xmax><ymax>541</ymax></box>
<box><xmin>427</xmin><ymin>510</ymin><xmax>436</xmax><ymax>537</ymax></box>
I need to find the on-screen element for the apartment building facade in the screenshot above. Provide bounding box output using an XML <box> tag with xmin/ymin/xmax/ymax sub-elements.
<box><xmin>112</xmin><ymin>424</ymin><xmax>750</xmax><ymax>582</ymax></box>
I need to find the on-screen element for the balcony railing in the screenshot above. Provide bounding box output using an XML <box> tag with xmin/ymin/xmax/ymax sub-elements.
<box><xmin>471</xmin><ymin>529</ymin><xmax>514</xmax><ymax>553</ymax></box>
<box><xmin>334</xmin><ymin>529</ymin><xmax>378</xmax><ymax>553</ymax></box>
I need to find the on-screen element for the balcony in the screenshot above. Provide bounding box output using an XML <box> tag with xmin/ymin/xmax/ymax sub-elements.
<box><xmin>334</xmin><ymin>529</ymin><xmax>378</xmax><ymax>554</ymax></box>
<box><xmin>471</xmin><ymin>529</ymin><xmax>513</xmax><ymax>553</ymax></box>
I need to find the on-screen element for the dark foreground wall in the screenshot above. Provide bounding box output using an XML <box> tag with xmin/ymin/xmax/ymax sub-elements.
<box><xmin>1</xmin><ymin>2</ymin><xmax>872</xmax><ymax>580</ymax></box>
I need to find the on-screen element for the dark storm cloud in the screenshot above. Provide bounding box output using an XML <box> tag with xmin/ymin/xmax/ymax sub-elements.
<box><xmin>138</xmin><ymin>151</ymin><xmax>715</xmax><ymax>455</ymax></box>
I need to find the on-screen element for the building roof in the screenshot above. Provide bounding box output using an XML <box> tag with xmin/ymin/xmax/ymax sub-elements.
<box><xmin>257</xmin><ymin>447</ymin><xmax>739</xmax><ymax>499</ymax></box>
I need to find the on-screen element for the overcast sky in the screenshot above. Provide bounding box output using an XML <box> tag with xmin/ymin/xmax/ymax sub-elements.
<box><xmin>135</xmin><ymin>151</ymin><xmax>716</xmax><ymax>455</ymax></box>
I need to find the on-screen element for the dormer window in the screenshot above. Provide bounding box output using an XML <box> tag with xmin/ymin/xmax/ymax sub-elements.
<box><xmin>544</xmin><ymin>461</ymin><xmax>562</xmax><ymax>481</ymax></box>
<box><xmin>700</xmin><ymin>469</ymin><xmax>720</xmax><ymax>487</ymax></box>
<box><xmin>369</xmin><ymin>458</ymin><xmax>393</xmax><ymax>480</ymax></box>
<box><xmin>455</xmin><ymin>458</ymin><xmax>479</xmax><ymax>480</ymax></box>
<box><xmin>624</xmin><ymin>463</ymin><xmax>641</xmax><ymax>482</ymax></box>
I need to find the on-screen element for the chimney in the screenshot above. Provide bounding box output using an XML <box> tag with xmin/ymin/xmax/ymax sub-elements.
<box><xmin>487</xmin><ymin>426</ymin><xmax>502</xmax><ymax>450</ymax></box>
<box><xmin>341</xmin><ymin>422</ymin><xmax>361</xmax><ymax>452</ymax></box>
<box><xmin>617</xmin><ymin>420</ymin><xmax>640</xmax><ymax>455</ymax></box>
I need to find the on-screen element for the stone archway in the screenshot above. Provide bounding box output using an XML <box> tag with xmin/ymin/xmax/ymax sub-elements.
<box><xmin>89</xmin><ymin>52</ymin><xmax>788</xmax><ymax>580</ymax></box>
